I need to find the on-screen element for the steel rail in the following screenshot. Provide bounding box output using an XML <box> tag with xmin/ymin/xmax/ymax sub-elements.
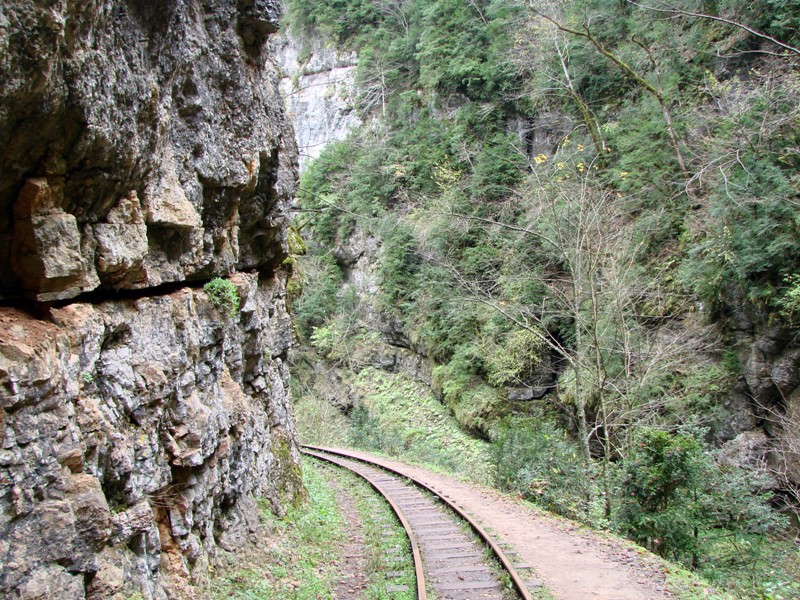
<box><xmin>302</xmin><ymin>445</ymin><xmax>534</xmax><ymax>600</ymax></box>
<box><xmin>301</xmin><ymin>448</ymin><xmax>427</xmax><ymax>600</ymax></box>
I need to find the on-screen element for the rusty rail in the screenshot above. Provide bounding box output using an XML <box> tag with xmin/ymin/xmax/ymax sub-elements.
<box><xmin>302</xmin><ymin>444</ymin><xmax>534</xmax><ymax>600</ymax></box>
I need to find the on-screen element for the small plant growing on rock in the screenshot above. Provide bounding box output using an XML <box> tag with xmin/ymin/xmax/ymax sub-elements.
<box><xmin>204</xmin><ymin>277</ymin><xmax>240</xmax><ymax>316</ymax></box>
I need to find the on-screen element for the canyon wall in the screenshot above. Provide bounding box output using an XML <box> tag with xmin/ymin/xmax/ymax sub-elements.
<box><xmin>277</xmin><ymin>16</ymin><xmax>800</xmax><ymax>504</ymax></box>
<box><xmin>0</xmin><ymin>1</ymin><xmax>303</xmax><ymax>598</ymax></box>
<box><xmin>273</xmin><ymin>28</ymin><xmax>361</xmax><ymax>171</ymax></box>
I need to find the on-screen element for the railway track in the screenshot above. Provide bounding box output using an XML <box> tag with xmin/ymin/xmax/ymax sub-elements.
<box><xmin>301</xmin><ymin>445</ymin><xmax>538</xmax><ymax>600</ymax></box>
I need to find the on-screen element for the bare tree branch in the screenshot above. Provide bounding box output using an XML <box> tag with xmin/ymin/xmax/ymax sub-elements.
<box><xmin>627</xmin><ymin>0</ymin><xmax>800</xmax><ymax>57</ymax></box>
<box><xmin>531</xmin><ymin>6</ymin><xmax>692</xmax><ymax>188</ymax></box>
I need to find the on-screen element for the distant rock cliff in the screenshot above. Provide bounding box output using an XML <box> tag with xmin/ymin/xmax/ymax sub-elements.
<box><xmin>273</xmin><ymin>28</ymin><xmax>361</xmax><ymax>171</ymax></box>
<box><xmin>0</xmin><ymin>1</ymin><xmax>302</xmax><ymax>598</ymax></box>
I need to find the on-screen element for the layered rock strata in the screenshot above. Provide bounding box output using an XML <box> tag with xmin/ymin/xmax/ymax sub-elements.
<box><xmin>0</xmin><ymin>1</ymin><xmax>302</xmax><ymax>597</ymax></box>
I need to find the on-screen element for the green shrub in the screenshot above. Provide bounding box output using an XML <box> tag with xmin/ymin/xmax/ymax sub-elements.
<box><xmin>484</xmin><ymin>328</ymin><xmax>545</xmax><ymax>387</ymax></box>
<box><xmin>449</xmin><ymin>383</ymin><xmax>504</xmax><ymax>437</ymax></box>
<box><xmin>292</xmin><ymin>254</ymin><xmax>342</xmax><ymax>338</ymax></box>
<box><xmin>350</xmin><ymin>402</ymin><xmax>384</xmax><ymax>451</ymax></box>
<box><xmin>617</xmin><ymin>429</ymin><xmax>784</xmax><ymax>569</ymax></box>
<box><xmin>308</xmin><ymin>311</ymin><xmax>379</xmax><ymax>368</ymax></box>
<box><xmin>377</xmin><ymin>222</ymin><xmax>420</xmax><ymax>312</ymax></box>
<box><xmin>492</xmin><ymin>416</ymin><xmax>598</xmax><ymax>523</ymax></box>
<box><xmin>204</xmin><ymin>278</ymin><xmax>240</xmax><ymax>316</ymax></box>
<box><xmin>776</xmin><ymin>273</ymin><xmax>800</xmax><ymax>325</ymax></box>
<box><xmin>293</xmin><ymin>393</ymin><xmax>351</xmax><ymax>447</ymax></box>
<box><xmin>617</xmin><ymin>429</ymin><xmax>705</xmax><ymax>562</ymax></box>
<box><xmin>470</xmin><ymin>132</ymin><xmax>527</xmax><ymax>201</ymax></box>
<box><xmin>431</xmin><ymin>342</ymin><xmax>485</xmax><ymax>406</ymax></box>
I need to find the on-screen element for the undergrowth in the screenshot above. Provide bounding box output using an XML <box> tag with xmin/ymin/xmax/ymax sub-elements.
<box><xmin>293</xmin><ymin>392</ymin><xmax>351</xmax><ymax>447</ymax></box>
<box><xmin>317</xmin><ymin>460</ymin><xmax>417</xmax><ymax>599</ymax></box>
<box><xmin>349</xmin><ymin>367</ymin><xmax>494</xmax><ymax>484</ymax></box>
<box><xmin>211</xmin><ymin>461</ymin><xmax>341</xmax><ymax>599</ymax></box>
<box><xmin>210</xmin><ymin>458</ymin><xmax>422</xmax><ymax>600</ymax></box>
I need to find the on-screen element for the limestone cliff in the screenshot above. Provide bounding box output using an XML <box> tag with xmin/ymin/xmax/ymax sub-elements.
<box><xmin>273</xmin><ymin>28</ymin><xmax>361</xmax><ymax>171</ymax></box>
<box><xmin>0</xmin><ymin>1</ymin><xmax>302</xmax><ymax>598</ymax></box>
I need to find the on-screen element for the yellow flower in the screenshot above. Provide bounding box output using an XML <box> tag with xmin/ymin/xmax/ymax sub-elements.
<box><xmin>534</xmin><ymin>153</ymin><xmax>548</xmax><ymax>164</ymax></box>
<box><xmin>577</xmin><ymin>144</ymin><xmax>584</xmax><ymax>151</ymax></box>
<box><xmin>557</xmin><ymin>162</ymin><xmax>565</xmax><ymax>170</ymax></box>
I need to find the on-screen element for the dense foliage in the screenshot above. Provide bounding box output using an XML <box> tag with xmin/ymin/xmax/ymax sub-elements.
<box><xmin>617</xmin><ymin>429</ymin><xmax>782</xmax><ymax>568</ymax></box>
<box><xmin>286</xmin><ymin>0</ymin><xmax>800</xmax><ymax>595</ymax></box>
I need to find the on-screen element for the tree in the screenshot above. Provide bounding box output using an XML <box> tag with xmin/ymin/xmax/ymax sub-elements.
<box><xmin>626</xmin><ymin>0</ymin><xmax>800</xmax><ymax>58</ymax></box>
<box><xmin>506</xmin><ymin>3</ymin><xmax>606</xmax><ymax>158</ymax></box>
<box><xmin>618</xmin><ymin>428</ymin><xmax>785</xmax><ymax>569</ymax></box>
<box><xmin>531</xmin><ymin>4</ymin><xmax>692</xmax><ymax>191</ymax></box>
<box><xmin>431</xmin><ymin>153</ymin><xmax>697</xmax><ymax>516</ymax></box>
<box><xmin>618</xmin><ymin>429</ymin><xmax>706</xmax><ymax>564</ymax></box>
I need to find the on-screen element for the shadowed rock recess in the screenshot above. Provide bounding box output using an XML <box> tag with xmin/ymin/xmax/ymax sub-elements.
<box><xmin>0</xmin><ymin>1</ymin><xmax>303</xmax><ymax>598</ymax></box>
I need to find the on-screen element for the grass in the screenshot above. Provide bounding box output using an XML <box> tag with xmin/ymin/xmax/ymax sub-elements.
<box><xmin>293</xmin><ymin>390</ymin><xmax>352</xmax><ymax>446</ymax></box>
<box><xmin>293</xmin><ymin>363</ymin><xmax>494</xmax><ymax>483</ymax></box>
<box><xmin>665</xmin><ymin>569</ymin><xmax>738</xmax><ymax>600</ymax></box>
<box><xmin>329</xmin><ymin>463</ymin><xmax>417</xmax><ymax>599</ymax></box>
<box><xmin>698</xmin><ymin>536</ymin><xmax>800</xmax><ymax>600</ymax></box>
<box><xmin>350</xmin><ymin>367</ymin><xmax>494</xmax><ymax>484</ymax></box>
<box><xmin>211</xmin><ymin>461</ymin><xmax>342</xmax><ymax>599</ymax></box>
<box><xmin>210</xmin><ymin>458</ymin><xmax>420</xmax><ymax>599</ymax></box>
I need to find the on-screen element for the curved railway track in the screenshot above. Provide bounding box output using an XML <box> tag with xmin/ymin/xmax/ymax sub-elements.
<box><xmin>301</xmin><ymin>445</ymin><xmax>538</xmax><ymax>600</ymax></box>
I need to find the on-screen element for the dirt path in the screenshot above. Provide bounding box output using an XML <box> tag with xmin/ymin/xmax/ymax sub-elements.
<box><xmin>330</xmin><ymin>448</ymin><xmax>674</xmax><ymax>600</ymax></box>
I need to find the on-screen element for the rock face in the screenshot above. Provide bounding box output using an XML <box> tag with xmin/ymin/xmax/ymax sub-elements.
<box><xmin>725</xmin><ymin>285</ymin><xmax>800</xmax><ymax>489</ymax></box>
<box><xmin>273</xmin><ymin>29</ymin><xmax>361</xmax><ymax>171</ymax></box>
<box><xmin>1</xmin><ymin>0</ymin><xmax>295</xmax><ymax>301</ymax></box>
<box><xmin>0</xmin><ymin>1</ymin><xmax>302</xmax><ymax>598</ymax></box>
<box><xmin>0</xmin><ymin>275</ymin><xmax>301</xmax><ymax>598</ymax></box>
